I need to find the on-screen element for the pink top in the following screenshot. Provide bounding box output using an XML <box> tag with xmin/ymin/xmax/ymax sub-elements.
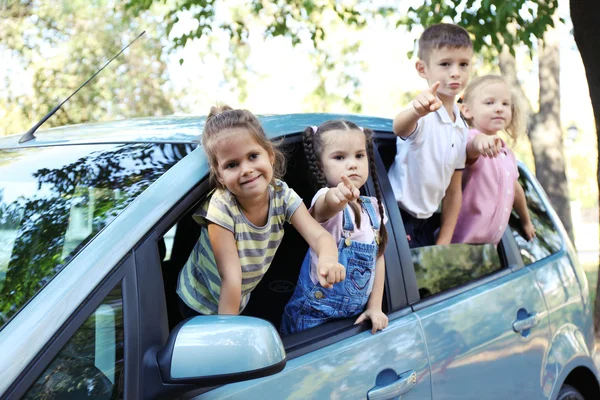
<box><xmin>308</xmin><ymin>187</ymin><xmax>387</xmax><ymax>284</ymax></box>
<box><xmin>452</xmin><ymin>129</ymin><xmax>519</xmax><ymax>245</ymax></box>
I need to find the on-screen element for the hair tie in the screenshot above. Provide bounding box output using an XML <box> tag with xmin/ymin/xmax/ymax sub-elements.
<box><xmin>311</xmin><ymin>126</ymin><xmax>318</xmax><ymax>135</ymax></box>
<box><xmin>359</xmin><ymin>126</ymin><xmax>364</xmax><ymax>132</ymax></box>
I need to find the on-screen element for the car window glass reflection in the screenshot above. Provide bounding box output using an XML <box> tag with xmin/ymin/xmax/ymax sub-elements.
<box><xmin>0</xmin><ymin>143</ymin><xmax>194</xmax><ymax>329</ymax></box>
<box><xmin>22</xmin><ymin>284</ymin><xmax>124</xmax><ymax>400</ymax></box>
<box><xmin>413</xmin><ymin>244</ymin><xmax>502</xmax><ymax>299</ymax></box>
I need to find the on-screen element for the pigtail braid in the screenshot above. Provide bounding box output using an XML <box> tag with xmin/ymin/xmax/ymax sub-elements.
<box><xmin>302</xmin><ymin>127</ymin><xmax>328</xmax><ymax>189</ymax></box>
<box><xmin>365</xmin><ymin>128</ymin><xmax>388</xmax><ymax>257</ymax></box>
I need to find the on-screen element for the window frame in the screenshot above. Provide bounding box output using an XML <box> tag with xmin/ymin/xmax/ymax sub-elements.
<box><xmin>5</xmin><ymin>255</ymin><xmax>138</xmax><ymax>400</ymax></box>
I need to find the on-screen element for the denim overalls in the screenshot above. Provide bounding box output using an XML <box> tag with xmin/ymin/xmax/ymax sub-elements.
<box><xmin>280</xmin><ymin>197</ymin><xmax>380</xmax><ymax>335</ymax></box>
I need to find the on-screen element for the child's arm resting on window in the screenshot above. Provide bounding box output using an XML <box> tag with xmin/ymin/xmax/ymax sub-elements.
<box><xmin>291</xmin><ymin>203</ymin><xmax>346</xmax><ymax>288</ymax></box>
<box><xmin>208</xmin><ymin>223</ymin><xmax>242</xmax><ymax>315</ymax></box>
<box><xmin>437</xmin><ymin>170</ymin><xmax>463</xmax><ymax>245</ymax></box>
<box><xmin>513</xmin><ymin>181</ymin><xmax>536</xmax><ymax>241</ymax></box>
<box><xmin>354</xmin><ymin>255</ymin><xmax>388</xmax><ymax>334</ymax></box>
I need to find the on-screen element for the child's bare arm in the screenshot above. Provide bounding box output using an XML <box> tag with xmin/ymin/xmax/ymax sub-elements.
<box><xmin>466</xmin><ymin>134</ymin><xmax>502</xmax><ymax>162</ymax></box>
<box><xmin>312</xmin><ymin>175</ymin><xmax>360</xmax><ymax>223</ymax></box>
<box><xmin>437</xmin><ymin>170</ymin><xmax>463</xmax><ymax>245</ymax></box>
<box><xmin>291</xmin><ymin>203</ymin><xmax>346</xmax><ymax>288</ymax></box>
<box><xmin>354</xmin><ymin>255</ymin><xmax>388</xmax><ymax>334</ymax></box>
<box><xmin>394</xmin><ymin>81</ymin><xmax>442</xmax><ymax>138</ymax></box>
<box><xmin>208</xmin><ymin>223</ymin><xmax>242</xmax><ymax>315</ymax></box>
<box><xmin>513</xmin><ymin>181</ymin><xmax>536</xmax><ymax>240</ymax></box>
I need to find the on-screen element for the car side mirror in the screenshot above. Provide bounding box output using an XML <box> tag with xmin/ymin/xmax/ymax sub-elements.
<box><xmin>157</xmin><ymin>315</ymin><xmax>286</xmax><ymax>385</ymax></box>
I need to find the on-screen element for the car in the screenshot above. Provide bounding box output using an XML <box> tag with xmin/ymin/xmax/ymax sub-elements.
<box><xmin>0</xmin><ymin>113</ymin><xmax>598</xmax><ymax>400</ymax></box>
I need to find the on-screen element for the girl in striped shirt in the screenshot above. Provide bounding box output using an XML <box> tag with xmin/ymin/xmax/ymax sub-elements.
<box><xmin>177</xmin><ymin>106</ymin><xmax>345</xmax><ymax>316</ymax></box>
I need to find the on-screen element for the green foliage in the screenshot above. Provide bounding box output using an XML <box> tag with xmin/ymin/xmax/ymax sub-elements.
<box><xmin>0</xmin><ymin>0</ymin><xmax>173</xmax><ymax>135</ymax></box>
<box><xmin>124</xmin><ymin>0</ymin><xmax>557</xmax><ymax>58</ymax></box>
<box><xmin>401</xmin><ymin>0</ymin><xmax>560</xmax><ymax>58</ymax></box>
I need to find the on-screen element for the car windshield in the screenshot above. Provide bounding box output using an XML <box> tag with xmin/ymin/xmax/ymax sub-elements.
<box><xmin>0</xmin><ymin>143</ymin><xmax>195</xmax><ymax>329</ymax></box>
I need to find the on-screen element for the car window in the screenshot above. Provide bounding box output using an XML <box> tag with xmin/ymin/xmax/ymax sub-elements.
<box><xmin>22</xmin><ymin>283</ymin><xmax>124</xmax><ymax>400</ymax></box>
<box><xmin>413</xmin><ymin>244</ymin><xmax>502</xmax><ymax>299</ymax></box>
<box><xmin>0</xmin><ymin>143</ymin><xmax>195</xmax><ymax>329</ymax></box>
<box><xmin>508</xmin><ymin>173</ymin><xmax>562</xmax><ymax>265</ymax></box>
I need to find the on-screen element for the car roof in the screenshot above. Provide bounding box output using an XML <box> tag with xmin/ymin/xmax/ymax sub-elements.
<box><xmin>0</xmin><ymin>114</ymin><xmax>393</xmax><ymax>149</ymax></box>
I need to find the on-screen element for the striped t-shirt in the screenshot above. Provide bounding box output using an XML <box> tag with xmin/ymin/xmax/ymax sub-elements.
<box><xmin>177</xmin><ymin>179</ymin><xmax>302</xmax><ymax>315</ymax></box>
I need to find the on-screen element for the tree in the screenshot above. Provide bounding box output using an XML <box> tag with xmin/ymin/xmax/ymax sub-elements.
<box><xmin>0</xmin><ymin>0</ymin><xmax>174</xmax><ymax>135</ymax></box>
<box><xmin>570</xmin><ymin>0</ymin><xmax>600</xmax><ymax>335</ymax></box>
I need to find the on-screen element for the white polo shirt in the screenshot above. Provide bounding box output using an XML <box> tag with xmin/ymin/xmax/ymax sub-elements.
<box><xmin>388</xmin><ymin>103</ymin><xmax>468</xmax><ymax>219</ymax></box>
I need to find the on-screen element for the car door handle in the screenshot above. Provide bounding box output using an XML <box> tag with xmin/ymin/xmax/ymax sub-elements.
<box><xmin>367</xmin><ymin>370</ymin><xmax>417</xmax><ymax>400</ymax></box>
<box><xmin>513</xmin><ymin>312</ymin><xmax>540</xmax><ymax>332</ymax></box>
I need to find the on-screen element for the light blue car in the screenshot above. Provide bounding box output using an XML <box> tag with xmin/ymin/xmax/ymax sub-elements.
<box><xmin>0</xmin><ymin>114</ymin><xmax>598</xmax><ymax>400</ymax></box>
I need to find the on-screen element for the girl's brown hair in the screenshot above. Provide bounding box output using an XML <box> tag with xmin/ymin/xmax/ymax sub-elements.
<box><xmin>201</xmin><ymin>105</ymin><xmax>286</xmax><ymax>188</ymax></box>
<box><xmin>303</xmin><ymin>120</ymin><xmax>388</xmax><ymax>256</ymax></box>
<box><xmin>462</xmin><ymin>75</ymin><xmax>527</xmax><ymax>141</ymax></box>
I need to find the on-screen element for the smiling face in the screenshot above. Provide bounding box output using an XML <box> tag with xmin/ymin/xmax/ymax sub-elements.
<box><xmin>212</xmin><ymin>128</ymin><xmax>274</xmax><ymax>200</ymax></box>
<box><xmin>319</xmin><ymin>129</ymin><xmax>369</xmax><ymax>189</ymax></box>
<box><xmin>417</xmin><ymin>46</ymin><xmax>473</xmax><ymax>102</ymax></box>
<box><xmin>463</xmin><ymin>81</ymin><xmax>513</xmax><ymax>135</ymax></box>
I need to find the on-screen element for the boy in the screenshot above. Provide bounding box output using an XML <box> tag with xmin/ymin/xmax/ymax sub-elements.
<box><xmin>388</xmin><ymin>23</ymin><xmax>498</xmax><ymax>248</ymax></box>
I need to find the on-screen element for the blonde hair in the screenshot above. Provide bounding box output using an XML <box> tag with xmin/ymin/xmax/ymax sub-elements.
<box><xmin>462</xmin><ymin>75</ymin><xmax>527</xmax><ymax>141</ymax></box>
<box><xmin>201</xmin><ymin>105</ymin><xmax>286</xmax><ymax>188</ymax></box>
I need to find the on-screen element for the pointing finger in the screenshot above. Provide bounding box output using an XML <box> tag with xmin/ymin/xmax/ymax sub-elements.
<box><xmin>340</xmin><ymin>174</ymin><xmax>355</xmax><ymax>190</ymax></box>
<box><xmin>428</xmin><ymin>81</ymin><xmax>440</xmax><ymax>95</ymax></box>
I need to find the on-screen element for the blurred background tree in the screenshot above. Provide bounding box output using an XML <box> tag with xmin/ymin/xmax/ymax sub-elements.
<box><xmin>0</xmin><ymin>0</ymin><xmax>173</xmax><ymax>135</ymax></box>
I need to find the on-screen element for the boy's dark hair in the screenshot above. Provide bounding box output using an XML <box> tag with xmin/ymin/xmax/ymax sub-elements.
<box><xmin>303</xmin><ymin>120</ymin><xmax>388</xmax><ymax>257</ymax></box>
<box><xmin>418</xmin><ymin>23</ymin><xmax>472</xmax><ymax>62</ymax></box>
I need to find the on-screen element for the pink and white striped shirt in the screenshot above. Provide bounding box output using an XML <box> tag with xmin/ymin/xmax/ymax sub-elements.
<box><xmin>452</xmin><ymin>129</ymin><xmax>519</xmax><ymax>245</ymax></box>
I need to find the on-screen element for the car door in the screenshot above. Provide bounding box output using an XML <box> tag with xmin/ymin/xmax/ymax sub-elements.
<box><xmin>409</xmin><ymin>233</ymin><xmax>552</xmax><ymax>399</ymax></box>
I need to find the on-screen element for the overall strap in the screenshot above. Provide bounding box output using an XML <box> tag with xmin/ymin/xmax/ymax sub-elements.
<box><xmin>359</xmin><ymin>197</ymin><xmax>381</xmax><ymax>243</ymax></box>
<box><xmin>342</xmin><ymin>206</ymin><xmax>355</xmax><ymax>238</ymax></box>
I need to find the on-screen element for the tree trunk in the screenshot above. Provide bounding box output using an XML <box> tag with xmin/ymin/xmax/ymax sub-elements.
<box><xmin>528</xmin><ymin>24</ymin><xmax>574</xmax><ymax>242</ymax></box>
<box><xmin>570</xmin><ymin>0</ymin><xmax>600</xmax><ymax>335</ymax></box>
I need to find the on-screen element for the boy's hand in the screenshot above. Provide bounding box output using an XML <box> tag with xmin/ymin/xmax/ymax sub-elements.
<box><xmin>521</xmin><ymin>221</ymin><xmax>536</xmax><ymax>241</ymax></box>
<box><xmin>329</xmin><ymin>175</ymin><xmax>360</xmax><ymax>205</ymax></box>
<box><xmin>412</xmin><ymin>81</ymin><xmax>443</xmax><ymax>117</ymax></box>
<box><xmin>318</xmin><ymin>259</ymin><xmax>346</xmax><ymax>288</ymax></box>
<box><xmin>354</xmin><ymin>308</ymin><xmax>389</xmax><ymax>334</ymax></box>
<box><xmin>472</xmin><ymin>134</ymin><xmax>502</xmax><ymax>158</ymax></box>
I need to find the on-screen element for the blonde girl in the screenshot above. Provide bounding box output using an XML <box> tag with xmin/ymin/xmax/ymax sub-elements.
<box><xmin>177</xmin><ymin>106</ymin><xmax>345</xmax><ymax>316</ymax></box>
<box><xmin>281</xmin><ymin>120</ymin><xmax>389</xmax><ymax>335</ymax></box>
<box><xmin>452</xmin><ymin>75</ymin><xmax>535</xmax><ymax>245</ymax></box>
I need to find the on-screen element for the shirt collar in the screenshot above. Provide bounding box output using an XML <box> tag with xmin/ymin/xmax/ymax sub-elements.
<box><xmin>436</xmin><ymin>102</ymin><xmax>466</xmax><ymax>128</ymax></box>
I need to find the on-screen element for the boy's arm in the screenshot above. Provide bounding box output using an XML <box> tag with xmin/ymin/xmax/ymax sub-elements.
<box><xmin>207</xmin><ymin>223</ymin><xmax>242</xmax><ymax>315</ymax></box>
<box><xmin>393</xmin><ymin>82</ymin><xmax>442</xmax><ymax>138</ymax></box>
<box><xmin>393</xmin><ymin>109</ymin><xmax>422</xmax><ymax>138</ymax></box>
<box><xmin>437</xmin><ymin>170</ymin><xmax>463</xmax><ymax>245</ymax></box>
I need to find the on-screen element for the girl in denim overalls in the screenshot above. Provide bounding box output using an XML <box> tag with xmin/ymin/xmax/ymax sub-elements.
<box><xmin>281</xmin><ymin>120</ymin><xmax>389</xmax><ymax>335</ymax></box>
